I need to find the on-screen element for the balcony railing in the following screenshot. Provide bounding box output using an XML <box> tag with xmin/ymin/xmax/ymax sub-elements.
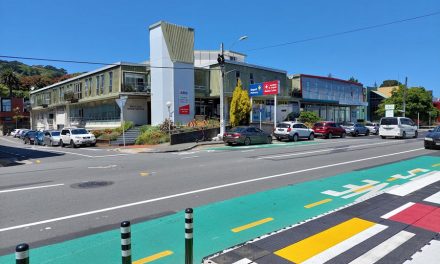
<box><xmin>122</xmin><ymin>84</ymin><xmax>151</xmax><ymax>93</ymax></box>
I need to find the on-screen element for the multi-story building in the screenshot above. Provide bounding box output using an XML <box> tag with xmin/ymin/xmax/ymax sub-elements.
<box><xmin>290</xmin><ymin>74</ymin><xmax>368</xmax><ymax>122</ymax></box>
<box><xmin>0</xmin><ymin>97</ymin><xmax>30</xmax><ymax>134</ymax></box>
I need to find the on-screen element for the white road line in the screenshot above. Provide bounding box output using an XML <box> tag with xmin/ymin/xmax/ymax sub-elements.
<box><xmin>424</xmin><ymin>191</ymin><xmax>440</xmax><ymax>205</ymax></box>
<box><xmin>181</xmin><ymin>156</ymin><xmax>199</xmax><ymax>159</ymax></box>
<box><xmin>241</xmin><ymin>150</ymin><xmax>255</xmax><ymax>153</ymax></box>
<box><xmin>0</xmin><ymin>148</ymin><xmax>425</xmax><ymax>232</ymax></box>
<box><xmin>303</xmin><ymin>224</ymin><xmax>388</xmax><ymax>264</ymax></box>
<box><xmin>257</xmin><ymin>141</ymin><xmax>397</xmax><ymax>159</ymax></box>
<box><xmin>0</xmin><ymin>183</ymin><xmax>65</xmax><ymax>194</ymax></box>
<box><xmin>404</xmin><ymin>240</ymin><xmax>440</xmax><ymax>263</ymax></box>
<box><xmin>386</xmin><ymin>171</ymin><xmax>440</xmax><ymax>196</ymax></box>
<box><xmin>381</xmin><ymin>202</ymin><xmax>415</xmax><ymax>219</ymax></box>
<box><xmin>87</xmin><ymin>165</ymin><xmax>118</xmax><ymax>169</ymax></box>
<box><xmin>350</xmin><ymin>230</ymin><xmax>415</xmax><ymax>264</ymax></box>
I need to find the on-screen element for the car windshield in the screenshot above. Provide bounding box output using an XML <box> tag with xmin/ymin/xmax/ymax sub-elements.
<box><xmin>228</xmin><ymin>127</ymin><xmax>247</xmax><ymax>133</ymax></box>
<box><xmin>344</xmin><ymin>122</ymin><xmax>354</xmax><ymax>126</ymax></box>
<box><xmin>51</xmin><ymin>132</ymin><xmax>60</xmax><ymax>136</ymax></box>
<box><xmin>71</xmin><ymin>129</ymin><xmax>88</xmax><ymax>135</ymax></box>
<box><xmin>277</xmin><ymin>123</ymin><xmax>291</xmax><ymax>128</ymax></box>
<box><xmin>380</xmin><ymin>118</ymin><xmax>398</xmax><ymax>125</ymax></box>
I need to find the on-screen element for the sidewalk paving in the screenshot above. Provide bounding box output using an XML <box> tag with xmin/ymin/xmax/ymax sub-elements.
<box><xmin>112</xmin><ymin>140</ymin><xmax>225</xmax><ymax>154</ymax></box>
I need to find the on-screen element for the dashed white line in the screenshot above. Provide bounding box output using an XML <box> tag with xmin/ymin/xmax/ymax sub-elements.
<box><xmin>0</xmin><ymin>183</ymin><xmax>65</xmax><ymax>194</ymax></box>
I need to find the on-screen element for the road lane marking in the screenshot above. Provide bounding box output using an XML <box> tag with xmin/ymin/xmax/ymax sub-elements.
<box><xmin>387</xmin><ymin>177</ymin><xmax>399</xmax><ymax>182</ymax></box>
<box><xmin>432</xmin><ymin>163</ymin><xmax>440</xmax><ymax>167</ymax></box>
<box><xmin>353</xmin><ymin>184</ymin><xmax>374</xmax><ymax>193</ymax></box>
<box><xmin>381</xmin><ymin>202</ymin><xmax>415</xmax><ymax>219</ymax></box>
<box><xmin>140</xmin><ymin>172</ymin><xmax>149</xmax><ymax>176</ymax></box>
<box><xmin>0</xmin><ymin>183</ymin><xmax>64</xmax><ymax>194</ymax></box>
<box><xmin>132</xmin><ymin>250</ymin><xmax>173</xmax><ymax>264</ymax></box>
<box><xmin>0</xmin><ymin>148</ymin><xmax>424</xmax><ymax>233</ymax></box>
<box><xmin>181</xmin><ymin>156</ymin><xmax>199</xmax><ymax>159</ymax></box>
<box><xmin>231</xmin><ymin>217</ymin><xmax>274</xmax><ymax>233</ymax></box>
<box><xmin>349</xmin><ymin>230</ymin><xmax>415</xmax><ymax>264</ymax></box>
<box><xmin>88</xmin><ymin>165</ymin><xmax>117</xmax><ymax>169</ymax></box>
<box><xmin>304</xmin><ymin>198</ymin><xmax>332</xmax><ymax>208</ymax></box>
<box><xmin>256</xmin><ymin>141</ymin><xmax>398</xmax><ymax>159</ymax></box>
<box><xmin>386</xmin><ymin>171</ymin><xmax>440</xmax><ymax>196</ymax></box>
<box><xmin>424</xmin><ymin>191</ymin><xmax>440</xmax><ymax>205</ymax></box>
<box><xmin>274</xmin><ymin>218</ymin><xmax>380</xmax><ymax>263</ymax></box>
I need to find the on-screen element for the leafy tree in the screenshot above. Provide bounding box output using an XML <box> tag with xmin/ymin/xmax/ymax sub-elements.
<box><xmin>380</xmin><ymin>80</ymin><xmax>401</xmax><ymax>87</ymax></box>
<box><xmin>229</xmin><ymin>79</ymin><xmax>251</xmax><ymax>126</ymax></box>
<box><xmin>0</xmin><ymin>69</ymin><xmax>20</xmax><ymax>96</ymax></box>
<box><xmin>348</xmin><ymin>77</ymin><xmax>359</xmax><ymax>83</ymax></box>
<box><xmin>12</xmin><ymin>107</ymin><xmax>24</xmax><ymax>129</ymax></box>
<box><xmin>376</xmin><ymin>85</ymin><xmax>439</xmax><ymax>122</ymax></box>
<box><xmin>298</xmin><ymin>111</ymin><xmax>321</xmax><ymax>128</ymax></box>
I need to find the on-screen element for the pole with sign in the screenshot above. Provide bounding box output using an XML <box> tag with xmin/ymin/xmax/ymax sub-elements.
<box><xmin>259</xmin><ymin>104</ymin><xmax>262</xmax><ymax>130</ymax></box>
<box><xmin>385</xmin><ymin>104</ymin><xmax>395</xmax><ymax>117</ymax></box>
<box><xmin>249</xmin><ymin>80</ymin><xmax>280</xmax><ymax>129</ymax></box>
<box><xmin>116</xmin><ymin>96</ymin><xmax>128</xmax><ymax>147</ymax></box>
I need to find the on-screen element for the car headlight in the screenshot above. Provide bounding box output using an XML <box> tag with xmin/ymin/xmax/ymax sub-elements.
<box><xmin>425</xmin><ymin>137</ymin><xmax>434</xmax><ymax>141</ymax></box>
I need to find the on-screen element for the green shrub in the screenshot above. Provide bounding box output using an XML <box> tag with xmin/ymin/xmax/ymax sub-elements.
<box><xmin>91</xmin><ymin>130</ymin><xmax>104</xmax><ymax>138</ymax></box>
<box><xmin>298</xmin><ymin>111</ymin><xmax>321</xmax><ymax>128</ymax></box>
<box><xmin>135</xmin><ymin>126</ymin><xmax>169</xmax><ymax>145</ymax></box>
<box><xmin>115</xmin><ymin>121</ymin><xmax>134</xmax><ymax>133</ymax></box>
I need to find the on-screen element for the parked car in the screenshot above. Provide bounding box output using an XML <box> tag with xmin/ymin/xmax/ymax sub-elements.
<box><xmin>35</xmin><ymin>131</ymin><xmax>45</xmax><ymax>145</ymax></box>
<box><xmin>365</xmin><ymin>122</ymin><xmax>379</xmax><ymax>135</ymax></box>
<box><xmin>10</xmin><ymin>129</ymin><xmax>20</xmax><ymax>137</ymax></box>
<box><xmin>273</xmin><ymin>122</ymin><xmax>314</xmax><ymax>141</ymax></box>
<box><xmin>17</xmin><ymin>129</ymin><xmax>29</xmax><ymax>139</ymax></box>
<box><xmin>60</xmin><ymin>127</ymin><xmax>96</xmax><ymax>147</ymax></box>
<box><xmin>22</xmin><ymin>130</ymin><xmax>37</xmax><ymax>144</ymax></box>
<box><xmin>379</xmin><ymin>117</ymin><xmax>418</xmax><ymax>139</ymax></box>
<box><xmin>43</xmin><ymin>130</ymin><xmax>61</xmax><ymax>146</ymax></box>
<box><xmin>340</xmin><ymin>122</ymin><xmax>370</xmax><ymax>136</ymax></box>
<box><xmin>223</xmin><ymin>126</ymin><xmax>272</xmax><ymax>146</ymax></box>
<box><xmin>312</xmin><ymin>121</ymin><xmax>346</xmax><ymax>139</ymax></box>
<box><xmin>424</xmin><ymin>126</ymin><xmax>440</xmax><ymax>149</ymax></box>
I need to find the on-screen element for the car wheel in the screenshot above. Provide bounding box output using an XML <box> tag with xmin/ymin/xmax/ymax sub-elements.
<box><xmin>354</xmin><ymin>131</ymin><xmax>359</xmax><ymax>137</ymax></box>
<box><xmin>292</xmin><ymin>134</ymin><xmax>299</xmax><ymax>142</ymax></box>
<box><xmin>381</xmin><ymin>136</ymin><xmax>386</xmax><ymax>139</ymax></box>
<box><xmin>402</xmin><ymin>132</ymin><xmax>406</xmax><ymax>139</ymax></box>
<box><xmin>365</xmin><ymin>130</ymin><xmax>370</xmax><ymax>136</ymax></box>
<box><xmin>226</xmin><ymin>142</ymin><xmax>233</xmax><ymax>146</ymax></box>
<box><xmin>70</xmin><ymin>140</ymin><xmax>77</xmax><ymax>148</ymax></box>
<box><xmin>276</xmin><ymin>137</ymin><xmax>281</xmax><ymax>141</ymax></box>
<box><xmin>327</xmin><ymin>133</ymin><xmax>333</xmax><ymax>139</ymax></box>
<box><xmin>60</xmin><ymin>140</ymin><xmax>64</xmax><ymax>147</ymax></box>
<box><xmin>244</xmin><ymin>137</ymin><xmax>251</xmax><ymax>146</ymax></box>
<box><xmin>425</xmin><ymin>145</ymin><xmax>431</xmax><ymax>149</ymax></box>
<box><xmin>90</xmin><ymin>143</ymin><xmax>96</xmax><ymax>147</ymax></box>
<box><xmin>308</xmin><ymin>133</ymin><xmax>314</xmax><ymax>140</ymax></box>
<box><xmin>413</xmin><ymin>131</ymin><xmax>418</xmax><ymax>138</ymax></box>
<box><xmin>341</xmin><ymin>132</ymin><xmax>346</xmax><ymax>138</ymax></box>
<box><xmin>266</xmin><ymin>136</ymin><xmax>272</xmax><ymax>144</ymax></box>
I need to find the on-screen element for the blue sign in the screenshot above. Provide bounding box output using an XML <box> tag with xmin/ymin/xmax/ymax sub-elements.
<box><xmin>249</xmin><ymin>83</ymin><xmax>263</xmax><ymax>96</ymax></box>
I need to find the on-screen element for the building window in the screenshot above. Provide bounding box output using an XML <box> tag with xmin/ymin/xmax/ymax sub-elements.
<box><xmin>85</xmin><ymin>79</ymin><xmax>89</xmax><ymax>97</ymax></box>
<box><xmin>74</xmin><ymin>82</ymin><xmax>82</xmax><ymax>99</ymax></box>
<box><xmin>88</xmin><ymin>78</ymin><xmax>92</xmax><ymax>96</ymax></box>
<box><xmin>1</xmin><ymin>99</ymin><xmax>11</xmax><ymax>112</ymax></box>
<box><xmin>109</xmin><ymin>72</ymin><xmax>113</xmax><ymax>93</ymax></box>
<box><xmin>96</xmin><ymin>76</ymin><xmax>100</xmax><ymax>95</ymax></box>
<box><xmin>249</xmin><ymin>73</ymin><xmax>254</xmax><ymax>84</ymax></box>
<box><xmin>123</xmin><ymin>73</ymin><xmax>147</xmax><ymax>92</ymax></box>
<box><xmin>100</xmin><ymin>74</ymin><xmax>105</xmax><ymax>94</ymax></box>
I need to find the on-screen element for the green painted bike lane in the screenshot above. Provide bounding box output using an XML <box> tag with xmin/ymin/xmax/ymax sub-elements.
<box><xmin>205</xmin><ymin>139</ymin><xmax>321</xmax><ymax>151</ymax></box>
<box><xmin>1</xmin><ymin>156</ymin><xmax>438</xmax><ymax>263</ymax></box>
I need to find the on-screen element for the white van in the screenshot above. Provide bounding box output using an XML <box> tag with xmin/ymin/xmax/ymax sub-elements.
<box><xmin>379</xmin><ymin>117</ymin><xmax>418</xmax><ymax>139</ymax></box>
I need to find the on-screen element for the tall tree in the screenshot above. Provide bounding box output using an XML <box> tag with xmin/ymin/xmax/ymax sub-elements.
<box><xmin>229</xmin><ymin>79</ymin><xmax>251</xmax><ymax>126</ymax></box>
<box><xmin>380</xmin><ymin>80</ymin><xmax>401</xmax><ymax>87</ymax></box>
<box><xmin>0</xmin><ymin>69</ymin><xmax>20</xmax><ymax>96</ymax></box>
<box><xmin>376</xmin><ymin>85</ymin><xmax>439</xmax><ymax>122</ymax></box>
<box><xmin>348</xmin><ymin>77</ymin><xmax>359</xmax><ymax>83</ymax></box>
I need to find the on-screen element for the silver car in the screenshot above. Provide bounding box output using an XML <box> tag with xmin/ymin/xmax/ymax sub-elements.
<box><xmin>43</xmin><ymin>131</ymin><xmax>61</xmax><ymax>146</ymax></box>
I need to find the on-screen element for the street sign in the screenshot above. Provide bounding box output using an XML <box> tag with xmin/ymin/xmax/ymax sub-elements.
<box><xmin>385</xmin><ymin>104</ymin><xmax>395</xmax><ymax>110</ymax></box>
<box><xmin>249</xmin><ymin>80</ymin><xmax>279</xmax><ymax>97</ymax></box>
<box><xmin>116</xmin><ymin>96</ymin><xmax>128</xmax><ymax>109</ymax></box>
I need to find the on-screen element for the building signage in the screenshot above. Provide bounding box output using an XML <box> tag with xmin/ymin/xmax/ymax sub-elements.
<box><xmin>385</xmin><ymin>104</ymin><xmax>395</xmax><ymax>110</ymax></box>
<box><xmin>249</xmin><ymin>80</ymin><xmax>280</xmax><ymax>97</ymax></box>
<box><xmin>178</xmin><ymin>90</ymin><xmax>190</xmax><ymax>115</ymax></box>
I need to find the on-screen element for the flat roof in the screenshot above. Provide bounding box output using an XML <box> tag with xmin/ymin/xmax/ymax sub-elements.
<box><xmin>31</xmin><ymin>62</ymin><xmax>148</xmax><ymax>94</ymax></box>
<box><xmin>290</xmin><ymin>73</ymin><xmax>363</xmax><ymax>86</ymax></box>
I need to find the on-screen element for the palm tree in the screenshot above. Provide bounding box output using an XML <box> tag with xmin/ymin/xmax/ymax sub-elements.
<box><xmin>0</xmin><ymin>69</ymin><xmax>20</xmax><ymax>97</ymax></box>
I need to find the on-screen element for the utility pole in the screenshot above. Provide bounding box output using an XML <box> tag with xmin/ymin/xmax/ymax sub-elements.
<box><xmin>219</xmin><ymin>42</ymin><xmax>225</xmax><ymax>138</ymax></box>
<box><xmin>403</xmin><ymin>77</ymin><xmax>407</xmax><ymax>117</ymax></box>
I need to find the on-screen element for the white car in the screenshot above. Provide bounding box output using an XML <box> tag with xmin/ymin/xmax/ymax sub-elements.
<box><xmin>365</xmin><ymin>122</ymin><xmax>379</xmax><ymax>135</ymax></box>
<box><xmin>379</xmin><ymin>117</ymin><xmax>418</xmax><ymax>139</ymax></box>
<box><xmin>10</xmin><ymin>129</ymin><xmax>20</xmax><ymax>137</ymax></box>
<box><xmin>274</xmin><ymin>122</ymin><xmax>314</xmax><ymax>141</ymax></box>
<box><xmin>60</xmin><ymin>127</ymin><xmax>96</xmax><ymax>147</ymax></box>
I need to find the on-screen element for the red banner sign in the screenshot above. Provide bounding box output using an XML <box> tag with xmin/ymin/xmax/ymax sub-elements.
<box><xmin>263</xmin><ymin>80</ymin><xmax>279</xmax><ymax>95</ymax></box>
<box><xmin>179</xmin><ymin>104</ymin><xmax>190</xmax><ymax>115</ymax></box>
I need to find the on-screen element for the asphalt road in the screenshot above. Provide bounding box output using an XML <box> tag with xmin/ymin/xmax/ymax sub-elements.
<box><xmin>0</xmin><ymin>132</ymin><xmax>435</xmax><ymax>257</ymax></box>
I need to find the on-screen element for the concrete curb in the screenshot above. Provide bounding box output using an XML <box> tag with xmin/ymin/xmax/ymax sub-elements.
<box><xmin>140</xmin><ymin>141</ymin><xmax>224</xmax><ymax>154</ymax></box>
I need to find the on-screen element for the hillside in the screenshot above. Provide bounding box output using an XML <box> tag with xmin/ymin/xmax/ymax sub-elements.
<box><xmin>0</xmin><ymin>60</ymin><xmax>67</xmax><ymax>78</ymax></box>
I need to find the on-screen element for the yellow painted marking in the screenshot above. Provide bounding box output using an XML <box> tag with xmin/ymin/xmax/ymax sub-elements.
<box><xmin>139</xmin><ymin>172</ymin><xmax>149</xmax><ymax>176</ymax></box>
<box><xmin>304</xmin><ymin>198</ymin><xmax>332</xmax><ymax>209</ymax></box>
<box><xmin>132</xmin><ymin>250</ymin><xmax>173</xmax><ymax>264</ymax></box>
<box><xmin>409</xmin><ymin>168</ymin><xmax>425</xmax><ymax>173</ymax></box>
<box><xmin>387</xmin><ymin>177</ymin><xmax>398</xmax><ymax>182</ymax></box>
<box><xmin>35</xmin><ymin>160</ymin><xmax>41</xmax><ymax>164</ymax></box>
<box><xmin>231</xmin><ymin>217</ymin><xmax>274</xmax><ymax>233</ymax></box>
<box><xmin>275</xmin><ymin>218</ymin><xmax>375</xmax><ymax>263</ymax></box>
<box><xmin>353</xmin><ymin>184</ymin><xmax>374</xmax><ymax>193</ymax></box>
<box><xmin>432</xmin><ymin>163</ymin><xmax>440</xmax><ymax>167</ymax></box>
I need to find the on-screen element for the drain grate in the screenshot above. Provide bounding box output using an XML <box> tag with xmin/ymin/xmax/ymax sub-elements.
<box><xmin>71</xmin><ymin>181</ymin><xmax>114</xmax><ymax>189</ymax></box>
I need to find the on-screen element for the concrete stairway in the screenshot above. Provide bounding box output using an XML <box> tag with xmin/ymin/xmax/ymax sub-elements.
<box><xmin>110</xmin><ymin>126</ymin><xmax>142</xmax><ymax>146</ymax></box>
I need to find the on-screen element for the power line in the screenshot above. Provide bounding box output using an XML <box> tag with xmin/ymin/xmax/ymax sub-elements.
<box><xmin>244</xmin><ymin>11</ymin><xmax>440</xmax><ymax>52</ymax></box>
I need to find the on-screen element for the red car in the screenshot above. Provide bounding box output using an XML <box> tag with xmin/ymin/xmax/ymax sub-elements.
<box><xmin>312</xmin><ymin>121</ymin><xmax>346</xmax><ymax>139</ymax></box>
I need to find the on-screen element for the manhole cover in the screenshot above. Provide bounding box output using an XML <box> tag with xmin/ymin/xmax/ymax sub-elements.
<box><xmin>71</xmin><ymin>181</ymin><xmax>114</xmax><ymax>189</ymax></box>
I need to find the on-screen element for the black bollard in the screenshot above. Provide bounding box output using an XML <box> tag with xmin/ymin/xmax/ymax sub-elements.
<box><xmin>185</xmin><ymin>208</ymin><xmax>193</xmax><ymax>264</ymax></box>
<box><xmin>15</xmin><ymin>243</ymin><xmax>29</xmax><ymax>264</ymax></box>
<box><xmin>120</xmin><ymin>221</ymin><xmax>131</xmax><ymax>264</ymax></box>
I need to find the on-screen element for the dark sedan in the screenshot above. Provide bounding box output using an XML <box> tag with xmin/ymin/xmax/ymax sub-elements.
<box><xmin>424</xmin><ymin>126</ymin><xmax>440</xmax><ymax>149</ymax></box>
<box><xmin>223</xmin><ymin>126</ymin><xmax>272</xmax><ymax>146</ymax></box>
<box><xmin>22</xmin><ymin>130</ymin><xmax>38</xmax><ymax>144</ymax></box>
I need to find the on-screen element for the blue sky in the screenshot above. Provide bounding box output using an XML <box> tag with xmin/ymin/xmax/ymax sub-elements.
<box><xmin>1</xmin><ymin>0</ymin><xmax>439</xmax><ymax>95</ymax></box>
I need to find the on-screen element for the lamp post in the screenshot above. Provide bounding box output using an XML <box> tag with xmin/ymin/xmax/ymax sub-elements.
<box><xmin>166</xmin><ymin>101</ymin><xmax>172</xmax><ymax>139</ymax></box>
<box><xmin>219</xmin><ymin>36</ymin><xmax>248</xmax><ymax>138</ymax></box>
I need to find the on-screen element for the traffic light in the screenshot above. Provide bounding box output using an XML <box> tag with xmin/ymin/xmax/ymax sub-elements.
<box><xmin>217</xmin><ymin>54</ymin><xmax>225</xmax><ymax>66</ymax></box>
